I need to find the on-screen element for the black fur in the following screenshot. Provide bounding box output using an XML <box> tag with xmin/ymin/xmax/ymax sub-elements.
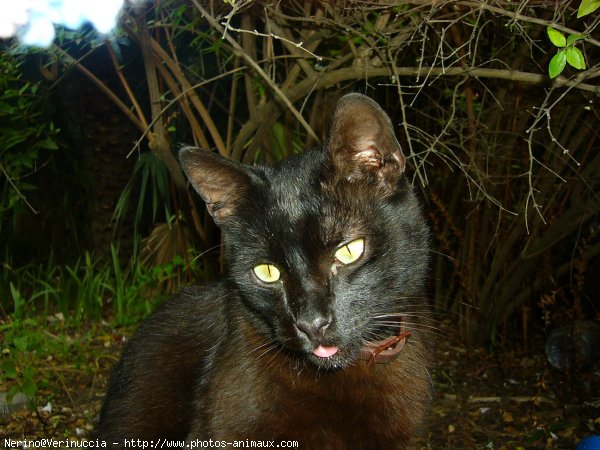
<box><xmin>96</xmin><ymin>94</ymin><xmax>431</xmax><ymax>449</ymax></box>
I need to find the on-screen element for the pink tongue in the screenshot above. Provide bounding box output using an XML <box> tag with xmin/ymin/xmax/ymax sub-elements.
<box><xmin>312</xmin><ymin>345</ymin><xmax>339</xmax><ymax>358</ymax></box>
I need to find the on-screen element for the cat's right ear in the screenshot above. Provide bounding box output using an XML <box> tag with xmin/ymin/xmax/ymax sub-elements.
<box><xmin>326</xmin><ymin>93</ymin><xmax>406</xmax><ymax>196</ymax></box>
<box><xmin>179</xmin><ymin>147</ymin><xmax>250</xmax><ymax>226</ymax></box>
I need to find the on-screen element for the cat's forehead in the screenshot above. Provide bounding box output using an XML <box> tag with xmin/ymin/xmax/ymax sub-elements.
<box><xmin>255</xmin><ymin>181</ymin><xmax>366</xmax><ymax>251</ymax></box>
<box><xmin>260</xmin><ymin>152</ymin><xmax>324</xmax><ymax>223</ymax></box>
<box><xmin>273</xmin><ymin>181</ymin><xmax>320</xmax><ymax>226</ymax></box>
<box><xmin>262</xmin><ymin>174</ymin><xmax>321</xmax><ymax>238</ymax></box>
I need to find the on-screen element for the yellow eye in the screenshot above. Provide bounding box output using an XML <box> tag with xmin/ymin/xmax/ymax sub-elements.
<box><xmin>334</xmin><ymin>238</ymin><xmax>364</xmax><ymax>265</ymax></box>
<box><xmin>253</xmin><ymin>264</ymin><xmax>281</xmax><ymax>283</ymax></box>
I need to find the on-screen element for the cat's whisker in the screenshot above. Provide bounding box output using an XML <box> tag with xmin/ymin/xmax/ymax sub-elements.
<box><xmin>191</xmin><ymin>243</ymin><xmax>224</xmax><ymax>262</ymax></box>
<box><xmin>366</xmin><ymin>316</ymin><xmax>454</xmax><ymax>341</ymax></box>
<box><xmin>250</xmin><ymin>341</ymin><xmax>279</xmax><ymax>358</ymax></box>
<box><xmin>373</xmin><ymin>308</ymin><xmax>463</xmax><ymax>329</ymax></box>
<box><xmin>428</xmin><ymin>249</ymin><xmax>457</xmax><ymax>262</ymax></box>
<box><xmin>374</xmin><ymin>313</ymin><xmax>450</xmax><ymax>327</ymax></box>
<box><xmin>388</xmin><ymin>319</ymin><xmax>455</xmax><ymax>340</ymax></box>
<box><xmin>262</xmin><ymin>344</ymin><xmax>286</xmax><ymax>370</ymax></box>
<box><xmin>402</xmin><ymin>324</ymin><xmax>453</xmax><ymax>340</ymax></box>
<box><xmin>376</xmin><ymin>317</ymin><xmax>447</xmax><ymax>330</ymax></box>
<box><xmin>259</xmin><ymin>345</ymin><xmax>280</xmax><ymax>361</ymax></box>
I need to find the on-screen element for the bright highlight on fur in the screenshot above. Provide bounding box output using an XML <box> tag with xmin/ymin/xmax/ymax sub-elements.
<box><xmin>0</xmin><ymin>0</ymin><xmax>144</xmax><ymax>47</ymax></box>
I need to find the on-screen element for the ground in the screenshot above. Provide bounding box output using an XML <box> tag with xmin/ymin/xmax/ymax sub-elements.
<box><xmin>1</xmin><ymin>318</ymin><xmax>598</xmax><ymax>449</ymax></box>
<box><xmin>410</xmin><ymin>329</ymin><xmax>600</xmax><ymax>449</ymax></box>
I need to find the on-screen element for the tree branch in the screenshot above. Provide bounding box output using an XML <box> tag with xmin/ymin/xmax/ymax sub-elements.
<box><xmin>52</xmin><ymin>45</ymin><xmax>145</xmax><ymax>133</ymax></box>
<box><xmin>466</xmin><ymin>1</ymin><xmax>600</xmax><ymax>49</ymax></box>
<box><xmin>192</xmin><ymin>0</ymin><xmax>319</xmax><ymax>143</ymax></box>
<box><xmin>232</xmin><ymin>63</ymin><xmax>599</xmax><ymax>158</ymax></box>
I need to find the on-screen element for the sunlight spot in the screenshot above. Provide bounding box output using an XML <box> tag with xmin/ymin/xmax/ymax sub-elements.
<box><xmin>0</xmin><ymin>0</ymin><xmax>147</xmax><ymax>47</ymax></box>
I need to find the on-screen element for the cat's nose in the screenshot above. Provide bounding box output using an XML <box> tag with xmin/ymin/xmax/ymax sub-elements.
<box><xmin>296</xmin><ymin>316</ymin><xmax>332</xmax><ymax>342</ymax></box>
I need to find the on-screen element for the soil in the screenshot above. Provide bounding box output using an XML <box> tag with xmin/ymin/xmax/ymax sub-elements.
<box><xmin>1</xmin><ymin>320</ymin><xmax>598</xmax><ymax>449</ymax></box>
<box><xmin>410</xmin><ymin>329</ymin><xmax>600</xmax><ymax>449</ymax></box>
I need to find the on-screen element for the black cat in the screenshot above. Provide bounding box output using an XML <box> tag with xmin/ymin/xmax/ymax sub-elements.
<box><xmin>95</xmin><ymin>93</ymin><xmax>431</xmax><ymax>449</ymax></box>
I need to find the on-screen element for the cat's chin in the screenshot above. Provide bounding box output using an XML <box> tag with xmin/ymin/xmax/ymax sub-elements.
<box><xmin>307</xmin><ymin>352</ymin><xmax>349</xmax><ymax>370</ymax></box>
<box><xmin>302</xmin><ymin>345</ymin><xmax>363</xmax><ymax>370</ymax></box>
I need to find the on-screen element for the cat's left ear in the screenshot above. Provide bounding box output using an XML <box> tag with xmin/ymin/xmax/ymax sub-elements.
<box><xmin>179</xmin><ymin>147</ymin><xmax>251</xmax><ymax>226</ymax></box>
<box><xmin>326</xmin><ymin>93</ymin><xmax>406</xmax><ymax>195</ymax></box>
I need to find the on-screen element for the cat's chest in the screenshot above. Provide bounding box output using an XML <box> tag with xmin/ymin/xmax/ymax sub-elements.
<box><xmin>193</xmin><ymin>328</ymin><xmax>421</xmax><ymax>447</ymax></box>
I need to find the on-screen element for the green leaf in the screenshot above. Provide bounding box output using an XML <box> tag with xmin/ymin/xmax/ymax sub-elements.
<box><xmin>2</xmin><ymin>361</ymin><xmax>17</xmax><ymax>379</ymax></box>
<box><xmin>566</xmin><ymin>47</ymin><xmax>586</xmax><ymax>70</ymax></box>
<box><xmin>549</xmin><ymin>50</ymin><xmax>567</xmax><ymax>78</ymax></box>
<box><xmin>23</xmin><ymin>366</ymin><xmax>35</xmax><ymax>380</ymax></box>
<box><xmin>22</xmin><ymin>377</ymin><xmax>38</xmax><ymax>397</ymax></box>
<box><xmin>577</xmin><ymin>0</ymin><xmax>600</xmax><ymax>17</ymax></box>
<box><xmin>13</xmin><ymin>336</ymin><xmax>28</xmax><ymax>352</ymax></box>
<box><xmin>547</xmin><ymin>27</ymin><xmax>566</xmax><ymax>47</ymax></box>
<box><xmin>0</xmin><ymin>100</ymin><xmax>15</xmax><ymax>114</ymax></box>
<box><xmin>10</xmin><ymin>282</ymin><xmax>24</xmax><ymax>320</ymax></box>
<box><xmin>38</xmin><ymin>138</ymin><xmax>58</xmax><ymax>150</ymax></box>
<box><xmin>567</xmin><ymin>34</ymin><xmax>586</xmax><ymax>46</ymax></box>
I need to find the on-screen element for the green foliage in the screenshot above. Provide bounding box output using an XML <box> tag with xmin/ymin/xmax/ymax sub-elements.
<box><xmin>268</xmin><ymin>121</ymin><xmax>304</xmax><ymax>160</ymax></box>
<box><xmin>0</xmin><ymin>315</ymin><xmax>109</xmax><ymax>405</ymax></box>
<box><xmin>546</xmin><ymin>25</ymin><xmax>588</xmax><ymax>78</ymax></box>
<box><xmin>0</xmin><ymin>318</ymin><xmax>46</xmax><ymax>401</ymax></box>
<box><xmin>0</xmin><ymin>52</ymin><xmax>59</xmax><ymax>222</ymax></box>
<box><xmin>1</xmin><ymin>249</ymin><xmax>196</xmax><ymax>326</ymax></box>
<box><xmin>113</xmin><ymin>153</ymin><xmax>173</xmax><ymax>260</ymax></box>
<box><xmin>565</xmin><ymin>47</ymin><xmax>586</xmax><ymax>70</ymax></box>
<box><xmin>109</xmin><ymin>245</ymin><xmax>192</xmax><ymax>324</ymax></box>
<box><xmin>0</xmin><ymin>247</ymin><xmax>196</xmax><ymax>405</ymax></box>
<box><xmin>548</xmin><ymin>48</ymin><xmax>568</xmax><ymax>79</ymax></box>
<box><xmin>577</xmin><ymin>0</ymin><xmax>600</xmax><ymax>17</ymax></box>
<box><xmin>547</xmin><ymin>27</ymin><xmax>567</xmax><ymax>47</ymax></box>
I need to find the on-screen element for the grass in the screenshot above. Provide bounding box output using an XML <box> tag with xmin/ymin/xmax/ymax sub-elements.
<box><xmin>1</xmin><ymin>245</ymin><xmax>196</xmax><ymax>325</ymax></box>
<box><xmin>0</xmin><ymin>316</ymin><xmax>127</xmax><ymax>439</ymax></box>
<box><xmin>0</xmin><ymin>247</ymin><xmax>199</xmax><ymax>405</ymax></box>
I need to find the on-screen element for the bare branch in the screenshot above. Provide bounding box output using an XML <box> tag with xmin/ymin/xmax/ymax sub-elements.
<box><xmin>0</xmin><ymin>161</ymin><xmax>38</xmax><ymax>214</ymax></box>
<box><xmin>193</xmin><ymin>0</ymin><xmax>319</xmax><ymax>143</ymax></box>
<box><xmin>221</xmin><ymin>21</ymin><xmax>323</xmax><ymax>61</ymax></box>
<box><xmin>52</xmin><ymin>45</ymin><xmax>145</xmax><ymax>132</ymax></box>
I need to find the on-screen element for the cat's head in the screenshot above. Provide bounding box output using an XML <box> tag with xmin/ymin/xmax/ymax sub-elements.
<box><xmin>180</xmin><ymin>93</ymin><xmax>429</xmax><ymax>370</ymax></box>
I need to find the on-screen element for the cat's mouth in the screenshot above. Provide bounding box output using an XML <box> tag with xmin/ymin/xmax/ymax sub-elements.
<box><xmin>312</xmin><ymin>345</ymin><xmax>339</xmax><ymax>358</ymax></box>
<box><xmin>309</xmin><ymin>319</ymin><xmax>410</xmax><ymax>365</ymax></box>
